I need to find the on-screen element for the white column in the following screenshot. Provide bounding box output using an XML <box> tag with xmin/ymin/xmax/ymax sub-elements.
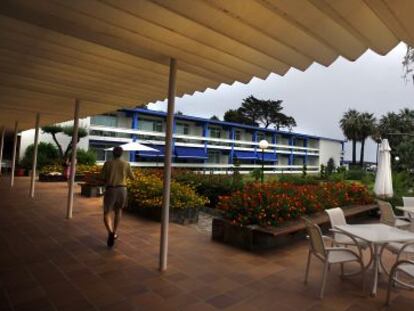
<box><xmin>159</xmin><ymin>58</ymin><xmax>177</xmax><ymax>272</ymax></box>
<box><xmin>66</xmin><ymin>99</ymin><xmax>80</xmax><ymax>219</ymax></box>
<box><xmin>30</xmin><ymin>113</ymin><xmax>40</xmax><ymax>198</ymax></box>
<box><xmin>0</xmin><ymin>127</ymin><xmax>5</xmax><ymax>176</ymax></box>
<box><xmin>10</xmin><ymin>121</ymin><xmax>18</xmax><ymax>187</ymax></box>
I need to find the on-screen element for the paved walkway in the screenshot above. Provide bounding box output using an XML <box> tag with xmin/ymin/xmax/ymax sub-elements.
<box><xmin>0</xmin><ymin>177</ymin><xmax>413</xmax><ymax>311</ymax></box>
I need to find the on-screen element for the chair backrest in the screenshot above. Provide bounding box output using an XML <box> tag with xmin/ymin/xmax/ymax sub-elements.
<box><xmin>377</xmin><ymin>200</ymin><xmax>395</xmax><ymax>226</ymax></box>
<box><xmin>325</xmin><ymin>207</ymin><xmax>347</xmax><ymax>228</ymax></box>
<box><xmin>303</xmin><ymin>217</ymin><xmax>326</xmax><ymax>258</ymax></box>
<box><xmin>403</xmin><ymin>197</ymin><xmax>414</xmax><ymax>208</ymax></box>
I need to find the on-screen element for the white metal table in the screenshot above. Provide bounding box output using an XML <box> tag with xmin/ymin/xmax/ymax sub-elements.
<box><xmin>335</xmin><ymin>223</ymin><xmax>414</xmax><ymax>296</ymax></box>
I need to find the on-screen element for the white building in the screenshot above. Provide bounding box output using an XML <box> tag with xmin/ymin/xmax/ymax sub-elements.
<box><xmin>20</xmin><ymin>108</ymin><xmax>344</xmax><ymax>174</ymax></box>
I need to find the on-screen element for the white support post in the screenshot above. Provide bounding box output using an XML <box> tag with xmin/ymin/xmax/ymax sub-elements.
<box><xmin>30</xmin><ymin>113</ymin><xmax>40</xmax><ymax>198</ymax></box>
<box><xmin>0</xmin><ymin>127</ymin><xmax>5</xmax><ymax>176</ymax></box>
<box><xmin>159</xmin><ymin>58</ymin><xmax>177</xmax><ymax>272</ymax></box>
<box><xmin>10</xmin><ymin>121</ymin><xmax>18</xmax><ymax>187</ymax></box>
<box><xmin>66</xmin><ymin>99</ymin><xmax>80</xmax><ymax>219</ymax></box>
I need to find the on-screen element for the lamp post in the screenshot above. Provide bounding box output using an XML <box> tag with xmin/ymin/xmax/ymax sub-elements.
<box><xmin>259</xmin><ymin>139</ymin><xmax>269</xmax><ymax>184</ymax></box>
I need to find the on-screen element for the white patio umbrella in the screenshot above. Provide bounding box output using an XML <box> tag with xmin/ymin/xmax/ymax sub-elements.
<box><xmin>104</xmin><ymin>142</ymin><xmax>159</xmax><ymax>152</ymax></box>
<box><xmin>374</xmin><ymin>139</ymin><xmax>393</xmax><ymax>198</ymax></box>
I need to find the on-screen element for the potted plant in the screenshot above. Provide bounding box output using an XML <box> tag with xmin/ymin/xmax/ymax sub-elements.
<box><xmin>127</xmin><ymin>171</ymin><xmax>208</xmax><ymax>224</ymax></box>
<box><xmin>39</xmin><ymin>164</ymin><xmax>66</xmax><ymax>182</ymax></box>
<box><xmin>80</xmin><ymin>166</ymin><xmax>104</xmax><ymax>197</ymax></box>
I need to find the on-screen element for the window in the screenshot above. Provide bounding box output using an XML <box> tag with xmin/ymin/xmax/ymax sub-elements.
<box><xmin>256</xmin><ymin>132</ymin><xmax>265</xmax><ymax>142</ymax></box>
<box><xmin>208</xmin><ymin>127</ymin><xmax>221</xmax><ymax>139</ymax></box>
<box><xmin>176</xmin><ymin>122</ymin><xmax>189</xmax><ymax>135</ymax></box>
<box><xmin>234</xmin><ymin>130</ymin><xmax>242</xmax><ymax>141</ymax></box>
<box><xmin>256</xmin><ymin>132</ymin><xmax>272</xmax><ymax>142</ymax></box>
<box><xmin>90</xmin><ymin>145</ymin><xmax>114</xmax><ymax>161</ymax></box>
<box><xmin>89</xmin><ymin>130</ymin><xmax>130</xmax><ymax>139</ymax></box>
<box><xmin>207</xmin><ymin>150</ymin><xmax>221</xmax><ymax>164</ymax></box>
<box><xmin>90</xmin><ymin>114</ymin><xmax>118</xmax><ymax>127</ymax></box>
<box><xmin>139</xmin><ymin>119</ymin><xmax>163</xmax><ymax>132</ymax></box>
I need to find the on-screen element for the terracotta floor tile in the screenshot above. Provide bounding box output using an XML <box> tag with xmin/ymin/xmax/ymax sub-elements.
<box><xmin>181</xmin><ymin>302</ymin><xmax>217</xmax><ymax>311</ymax></box>
<box><xmin>1</xmin><ymin>178</ymin><xmax>414</xmax><ymax>311</ymax></box>
<box><xmin>206</xmin><ymin>294</ymin><xmax>240</xmax><ymax>309</ymax></box>
<box><xmin>12</xmin><ymin>297</ymin><xmax>55</xmax><ymax>311</ymax></box>
<box><xmin>152</xmin><ymin>283</ymin><xmax>184</xmax><ymax>299</ymax></box>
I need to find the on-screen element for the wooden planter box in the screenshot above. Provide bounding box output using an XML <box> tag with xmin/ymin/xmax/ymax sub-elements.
<box><xmin>74</xmin><ymin>174</ymin><xmax>85</xmax><ymax>182</ymax></box>
<box><xmin>39</xmin><ymin>174</ymin><xmax>85</xmax><ymax>182</ymax></box>
<box><xmin>212</xmin><ymin>204</ymin><xmax>378</xmax><ymax>251</ymax></box>
<box><xmin>128</xmin><ymin>203</ymin><xmax>199</xmax><ymax>225</ymax></box>
<box><xmin>39</xmin><ymin>174</ymin><xmax>66</xmax><ymax>182</ymax></box>
<box><xmin>80</xmin><ymin>184</ymin><xmax>104</xmax><ymax>197</ymax></box>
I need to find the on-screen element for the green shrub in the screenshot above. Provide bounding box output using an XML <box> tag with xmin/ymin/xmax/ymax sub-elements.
<box><xmin>250</xmin><ymin>168</ymin><xmax>262</xmax><ymax>181</ymax></box>
<box><xmin>346</xmin><ymin>168</ymin><xmax>366</xmax><ymax>180</ymax></box>
<box><xmin>328</xmin><ymin>172</ymin><xmax>346</xmax><ymax>182</ymax></box>
<box><xmin>326</xmin><ymin>158</ymin><xmax>336</xmax><ymax>176</ymax></box>
<box><xmin>320</xmin><ymin>164</ymin><xmax>326</xmax><ymax>179</ymax></box>
<box><xmin>173</xmin><ymin>170</ymin><xmax>243</xmax><ymax>208</ymax></box>
<box><xmin>76</xmin><ymin>149</ymin><xmax>97</xmax><ymax>166</ymax></box>
<box><xmin>20</xmin><ymin>142</ymin><xmax>59</xmax><ymax>170</ymax></box>
<box><xmin>278</xmin><ymin>174</ymin><xmax>320</xmax><ymax>185</ymax></box>
<box><xmin>393</xmin><ymin>171</ymin><xmax>414</xmax><ymax>198</ymax></box>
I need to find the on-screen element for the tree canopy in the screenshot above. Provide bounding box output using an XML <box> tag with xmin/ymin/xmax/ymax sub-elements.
<box><xmin>378</xmin><ymin>108</ymin><xmax>414</xmax><ymax>171</ymax></box>
<box><xmin>340</xmin><ymin>108</ymin><xmax>414</xmax><ymax>171</ymax></box>
<box><xmin>223</xmin><ymin>95</ymin><xmax>296</xmax><ymax>130</ymax></box>
<box><xmin>340</xmin><ymin>109</ymin><xmax>360</xmax><ymax>165</ymax></box>
<box><xmin>209</xmin><ymin>115</ymin><xmax>220</xmax><ymax>121</ymax></box>
<box><xmin>340</xmin><ymin>110</ymin><xmax>376</xmax><ymax>166</ymax></box>
<box><xmin>403</xmin><ymin>45</ymin><xmax>414</xmax><ymax>84</ymax></box>
<box><xmin>42</xmin><ymin>125</ymin><xmax>88</xmax><ymax>162</ymax></box>
<box><xmin>223</xmin><ymin>109</ymin><xmax>258</xmax><ymax>126</ymax></box>
<box><xmin>20</xmin><ymin>142</ymin><xmax>59</xmax><ymax>170</ymax></box>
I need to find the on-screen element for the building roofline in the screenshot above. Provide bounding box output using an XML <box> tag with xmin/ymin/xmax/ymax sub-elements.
<box><xmin>120</xmin><ymin>108</ymin><xmax>344</xmax><ymax>143</ymax></box>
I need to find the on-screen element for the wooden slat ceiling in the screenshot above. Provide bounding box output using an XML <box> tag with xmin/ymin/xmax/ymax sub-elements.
<box><xmin>0</xmin><ymin>0</ymin><xmax>413</xmax><ymax>131</ymax></box>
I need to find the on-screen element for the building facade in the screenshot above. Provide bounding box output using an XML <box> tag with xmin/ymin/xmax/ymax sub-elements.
<box><xmin>20</xmin><ymin>108</ymin><xmax>344</xmax><ymax>174</ymax></box>
<box><xmin>84</xmin><ymin>108</ymin><xmax>344</xmax><ymax>174</ymax></box>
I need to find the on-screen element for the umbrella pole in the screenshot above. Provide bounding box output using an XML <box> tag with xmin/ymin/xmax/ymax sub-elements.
<box><xmin>159</xmin><ymin>58</ymin><xmax>176</xmax><ymax>272</ymax></box>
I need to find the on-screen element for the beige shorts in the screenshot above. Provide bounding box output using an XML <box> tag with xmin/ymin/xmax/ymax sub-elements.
<box><xmin>103</xmin><ymin>187</ymin><xmax>127</xmax><ymax>213</ymax></box>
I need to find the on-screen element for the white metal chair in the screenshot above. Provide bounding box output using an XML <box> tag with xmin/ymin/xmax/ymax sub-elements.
<box><xmin>403</xmin><ymin>197</ymin><xmax>414</xmax><ymax>219</ymax></box>
<box><xmin>377</xmin><ymin>200</ymin><xmax>410</xmax><ymax>229</ymax></box>
<box><xmin>380</xmin><ymin>241</ymin><xmax>414</xmax><ymax>277</ymax></box>
<box><xmin>325</xmin><ymin>208</ymin><xmax>372</xmax><ymax>269</ymax></box>
<box><xmin>303</xmin><ymin>217</ymin><xmax>365</xmax><ymax>299</ymax></box>
<box><xmin>386</xmin><ymin>259</ymin><xmax>414</xmax><ymax>306</ymax></box>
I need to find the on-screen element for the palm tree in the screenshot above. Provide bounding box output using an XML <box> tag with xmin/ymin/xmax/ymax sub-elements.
<box><xmin>340</xmin><ymin>110</ymin><xmax>360</xmax><ymax>165</ymax></box>
<box><xmin>357</xmin><ymin>113</ymin><xmax>376</xmax><ymax>166</ymax></box>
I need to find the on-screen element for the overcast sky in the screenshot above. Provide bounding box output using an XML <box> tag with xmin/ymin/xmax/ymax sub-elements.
<box><xmin>149</xmin><ymin>43</ymin><xmax>414</xmax><ymax>162</ymax></box>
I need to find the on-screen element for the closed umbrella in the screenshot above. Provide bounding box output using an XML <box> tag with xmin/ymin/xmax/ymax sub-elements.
<box><xmin>374</xmin><ymin>139</ymin><xmax>393</xmax><ymax>198</ymax></box>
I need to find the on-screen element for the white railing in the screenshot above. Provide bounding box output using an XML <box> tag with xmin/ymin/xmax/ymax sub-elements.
<box><xmin>89</xmin><ymin>125</ymin><xmax>320</xmax><ymax>152</ymax></box>
<box><xmin>97</xmin><ymin>160</ymin><xmax>319</xmax><ymax>170</ymax></box>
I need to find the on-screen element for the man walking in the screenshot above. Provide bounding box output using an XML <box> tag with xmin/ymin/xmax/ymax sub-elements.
<box><xmin>101</xmin><ymin>146</ymin><xmax>134</xmax><ymax>247</ymax></box>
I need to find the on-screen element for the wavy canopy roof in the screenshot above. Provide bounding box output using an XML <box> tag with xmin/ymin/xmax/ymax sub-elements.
<box><xmin>0</xmin><ymin>0</ymin><xmax>413</xmax><ymax>131</ymax></box>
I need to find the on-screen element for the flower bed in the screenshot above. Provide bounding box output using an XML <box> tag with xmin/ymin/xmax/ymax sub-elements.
<box><xmin>217</xmin><ymin>181</ymin><xmax>374</xmax><ymax>228</ymax></box>
<box><xmin>39</xmin><ymin>164</ymin><xmax>100</xmax><ymax>183</ymax></box>
<box><xmin>127</xmin><ymin>171</ymin><xmax>208</xmax><ymax>224</ymax></box>
<box><xmin>213</xmin><ymin>181</ymin><xmax>375</xmax><ymax>250</ymax></box>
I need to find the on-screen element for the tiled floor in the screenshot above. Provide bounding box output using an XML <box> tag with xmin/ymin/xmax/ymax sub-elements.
<box><xmin>0</xmin><ymin>177</ymin><xmax>413</xmax><ymax>311</ymax></box>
